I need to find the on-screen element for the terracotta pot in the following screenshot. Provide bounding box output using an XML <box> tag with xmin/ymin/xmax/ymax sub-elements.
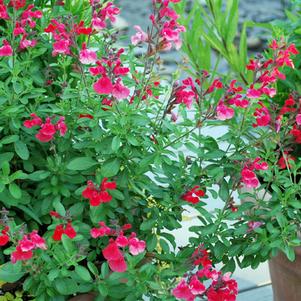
<box><xmin>68</xmin><ymin>293</ymin><xmax>96</xmax><ymax>301</ymax></box>
<box><xmin>269</xmin><ymin>247</ymin><xmax>301</xmax><ymax>301</ymax></box>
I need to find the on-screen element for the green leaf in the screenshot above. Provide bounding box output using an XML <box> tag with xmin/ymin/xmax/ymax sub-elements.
<box><xmin>98</xmin><ymin>283</ymin><xmax>108</xmax><ymax>297</ymax></box>
<box><xmin>28</xmin><ymin>171</ymin><xmax>50</xmax><ymax>181</ymax></box>
<box><xmin>111</xmin><ymin>136</ymin><xmax>121</xmax><ymax>152</ymax></box>
<box><xmin>75</xmin><ymin>265</ymin><xmax>92</xmax><ymax>282</ymax></box>
<box><xmin>14</xmin><ymin>141</ymin><xmax>29</xmax><ymax>160</ymax></box>
<box><xmin>0</xmin><ymin>262</ymin><xmax>25</xmax><ymax>282</ymax></box>
<box><xmin>54</xmin><ymin>278</ymin><xmax>78</xmax><ymax>295</ymax></box>
<box><xmin>219</xmin><ymin>179</ymin><xmax>229</xmax><ymax>202</ymax></box>
<box><xmin>140</xmin><ymin>219</ymin><xmax>156</xmax><ymax>231</ymax></box>
<box><xmin>101</xmin><ymin>158</ymin><xmax>120</xmax><ymax>177</ymax></box>
<box><xmin>0</xmin><ymin>135</ymin><xmax>19</xmax><ymax>145</ymax></box>
<box><xmin>61</xmin><ymin>235</ymin><xmax>74</xmax><ymax>253</ymax></box>
<box><xmin>9</xmin><ymin>183</ymin><xmax>22</xmax><ymax>199</ymax></box>
<box><xmin>18</xmin><ymin>205</ymin><xmax>42</xmax><ymax>224</ymax></box>
<box><xmin>67</xmin><ymin>157</ymin><xmax>97</xmax><ymax>171</ymax></box>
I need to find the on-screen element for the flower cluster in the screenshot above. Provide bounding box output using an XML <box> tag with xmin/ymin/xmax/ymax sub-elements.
<box><xmin>23</xmin><ymin>113</ymin><xmax>67</xmax><ymax>143</ymax></box>
<box><xmin>91</xmin><ymin>48</ymin><xmax>130</xmax><ymax>100</ymax></box>
<box><xmin>11</xmin><ymin>231</ymin><xmax>46</xmax><ymax>263</ymax></box>
<box><xmin>181</xmin><ymin>186</ymin><xmax>205</xmax><ymax>204</ymax></box>
<box><xmin>0</xmin><ymin>226</ymin><xmax>9</xmax><ymax>246</ymax></box>
<box><xmin>50</xmin><ymin>211</ymin><xmax>77</xmax><ymax>241</ymax></box>
<box><xmin>241</xmin><ymin>157</ymin><xmax>268</xmax><ymax>188</ymax></box>
<box><xmin>82</xmin><ymin>178</ymin><xmax>117</xmax><ymax>206</ymax></box>
<box><xmin>152</xmin><ymin>0</ymin><xmax>185</xmax><ymax>50</ymax></box>
<box><xmin>0</xmin><ymin>1</ymin><xmax>42</xmax><ymax>53</ymax></box>
<box><xmin>91</xmin><ymin>222</ymin><xmax>145</xmax><ymax>272</ymax></box>
<box><xmin>173</xmin><ymin>246</ymin><xmax>238</xmax><ymax>301</ymax></box>
<box><xmin>91</xmin><ymin>1</ymin><xmax>120</xmax><ymax>31</ymax></box>
<box><xmin>45</xmin><ymin>19</ymin><xmax>92</xmax><ymax>56</ymax></box>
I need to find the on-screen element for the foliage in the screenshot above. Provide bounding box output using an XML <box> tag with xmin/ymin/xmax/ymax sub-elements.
<box><xmin>0</xmin><ymin>0</ymin><xmax>300</xmax><ymax>301</ymax></box>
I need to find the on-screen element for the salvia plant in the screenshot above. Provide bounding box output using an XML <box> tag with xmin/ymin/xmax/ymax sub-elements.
<box><xmin>0</xmin><ymin>0</ymin><xmax>300</xmax><ymax>301</ymax></box>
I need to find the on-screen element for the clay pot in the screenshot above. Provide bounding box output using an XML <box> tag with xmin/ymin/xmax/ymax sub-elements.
<box><xmin>269</xmin><ymin>247</ymin><xmax>301</xmax><ymax>301</ymax></box>
<box><xmin>68</xmin><ymin>293</ymin><xmax>96</xmax><ymax>301</ymax></box>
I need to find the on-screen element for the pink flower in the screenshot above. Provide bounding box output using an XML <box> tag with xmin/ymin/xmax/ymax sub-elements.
<box><xmin>0</xmin><ymin>40</ymin><xmax>13</xmax><ymax>57</ymax></box>
<box><xmin>128</xmin><ymin>236</ymin><xmax>146</xmax><ymax>255</ymax></box>
<box><xmin>189</xmin><ymin>275</ymin><xmax>206</xmax><ymax>295</ymax></box>
<box><xmin>112</xmin><ymin>79</ymin><xmax>130</xmax><ymax>99</ymax></box>
<box><xmin>93</xmin><ymin>76</ymin><xmax>113</xmax><ymax>95</ymax></box>
<box><xmin>35</xmin><ymin>118</ymin><xmax>56</xmax><ymax>142</ymax></box>
<box><xmin>207</xmin><ymin>79</ymin><xmax>223</xmax><ymax>94</ymax></box>
<box><xmin>116</xmin><ymin>233</ymin><xmax>129</xmax><ymax>247</ymax></box>
<box><xmin>241</xmin><ymin>168</ymin><xmax>259</xmax><ymax>188</ymax></box>
<box><xmin>172</xmin><ymin>279</ymin><xmax>195</xmax><ymax>301</ymax></box>
<box><xmin>23</xmin><ymin>113</ymin><xmax>42</xmax><ymax>128</ymax></box>
<box><xmin>20</xmin><ymin>37</ymin><xmax>37</xmax><ymax>49</ymax></box>
<box><xmin>253</xmin><ymin>102</ymin><xmax>271</xmax><ymax>127</ymax></box>
<box><xmin>131</xmin><ymin>25</ymin><xmax>148</xmax><ymax>45</ymax></box>
<box><xmin>29</xmin><ymin>231</ymin><xmax>47</xmax><ymax>250</ymax></box>
<box><xmin>90</xmin><ymin>222</ymin><xmax>112</xmax><ymax>238</ymax></box>
<box><xmin>0</xmin><ymin>1</ymin><xmax>9</xmax><ymax>20</ymax></box>
<box><xmin>79</xmin><ymin>43</ymin><xmax>97</xmax><ymax>65</ymax></box>
<box><xmin>216</xmin><ymin>101</ymin><xmax>234</xmax><ymax>120</ymax></box>
<box><xmin>103</xmin><ymin>240</ymin><xmax>127</xmax><ymax>272</ymax></box>
<box><xmin>56</xmin><ymin>117</ymin><xmax>67</xmax><ymax>136</ymax></box>
<box><xmin>11</xmin><ymin>231</ymin><xmax>47</xmax><ymax>263</ymax></box>
<box><xmin>247</xmin><ymin>221</ymin><xmax>263</xmax><ymax>232</ymax></box>
<box><xmin>92</xmin><ymin>16</ymin><xmax>106</xmax><ymax>31</ymax></box>
<box><xmin>296</xmin><ymin>114</ymin><xmax>301</xmax><ymax>125</ymax></box>
<box><xmin>52</xmin><ymin>39</ymin><xmax>71</xmax><ymax>56</ymax></box>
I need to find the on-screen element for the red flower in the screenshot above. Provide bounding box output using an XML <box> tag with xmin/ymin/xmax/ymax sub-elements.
<box><xmin>9</xmin><ymin>0</ymin><xmax>26</xmax><ymax>10</ymax></box>
<box><xmin>53</xmin><ymin>223</ymin><xmax>76</xmax><ymax>241</ymax></box>
<box><xmin>0</xmin><ymin>227</ymin><xmax>9</xmax><ymax>247</ymax></box>
<box><xmin>79</xmin><ymin>114</ymin><xmax>93</xmax><ymax>119</ymax></box>
<box><xmin>182</xmin><ymin>186</ymin><xmax>205</xmax><ymax>204</ymax></box>
<box><xmin>107</xmin><ymin>256</ymin><xmax>127</xmax><ymax>273</ymax></box>
<box><xmin>82</xmin><ymin>179</ymin><xmax>116</xmax><ymax>206</ymax></box>
<box><xmin>11</xmin><ymin>246</ymin><xmax>33</xmax><ymax>264</ymax></box>
<box><xmin>278</xmin><ymin>152</ymin><xmax>296</xmax><ymax>169</ymax></box>
<box><xmin>35</xmin><ymin>118</ymin><xmax>56</xmax><ymax>142</ymax></box>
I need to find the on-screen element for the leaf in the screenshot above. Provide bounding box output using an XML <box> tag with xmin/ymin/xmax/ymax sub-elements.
<box><xmin>0</xmin><ymin>135</ymin><xmax>19</xmax><ymax>145</ymax></box>
<box><xmin>9</xmin><ymin>183</ymin><xmax>22</xmax><ymax>199</ymax></box>
<box><xmin>18</xmin><ymin>205</ymin><xmax>42</xmax><ymax>224</ymax></box>
<box><xmin>0</xmin><ymin>262</ymin><xmax>24</xmax><ymax>282</ymax></box>
<box><xmin>67</xmin><ymin>157</ymin><xmax>97</xmax><ymax>171</ymax></box>
<box><xmin>54</xmin><ymin>278</ymin><xmax>78</xmax><ymax>295</ymax></box>
<box><xmin>61</xmin><ymin>235</ymin><xmax>74</xmax><ymax>253</ymax></box>
<box><xmin>28</xmin><ymin>171</ymin><xmax>50</xmax><ymax>181</ymax></box>
<box><xmin>98</xmin><ymin>283</ymin><xmax>108</xmax><ymax>297</ymax></box>
<box><xmin>0</xmin><ymin>153</ymin><xmax>14</xmax><ymax>169</ymax></box>
<box><xmin>75</xmin><ymin>266</ymin><xmax>92</xmax><ymax>282</ymax></box>
<box><xmin>14</xmin><ymin>141</ymin><xmax>29</xmax><ymax>160</ymax></box>
<box><xmin>101</xmin><ymin>158</ymin><xmax>120</xmax><ymax>177</ymax></box>
<box><xmin>111</xmin><ymin>136</ymin><xmax>121</xmax><ymax>152</ymax></box>
<box><xmin>219</xmin><ymin>179</ymin><xmax>229</xmax><ymax>202</ymax></box>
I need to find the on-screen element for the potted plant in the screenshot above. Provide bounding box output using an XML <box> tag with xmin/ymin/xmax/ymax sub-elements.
<box><xmin>0</xmin><ymin>0</ymin><xmax>300</xmax><ymax>300</ymax></box>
